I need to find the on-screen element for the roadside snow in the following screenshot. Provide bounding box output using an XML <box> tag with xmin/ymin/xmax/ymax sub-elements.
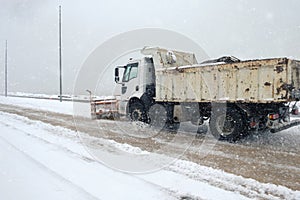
<box><xmin>168</xmin><ymin>160</ymin><xmax>300</xmax><ymax>200</ymax></box>
<box><xmin>0</xmin><ymin>111</ymin><xmax>252</xmax><ymax>200</ymax></box>
<box><xmin>0</xmin><ymin>96</ymin><xmax>74</xmax><ymax>115</ymax></box>
<box><xmin>0</xmin><ymin>137</ymin><xmax>98</xmax><ymax>200</ymax></box>
<box><xmin>0</xmin><ymin>112</ymin><xmax>174</xmax><ymax>200</ymax></box>
<box><xmin>0</xmin><ymin>96</ymin><xmax>91</xmax><ymax>118</ymax></box>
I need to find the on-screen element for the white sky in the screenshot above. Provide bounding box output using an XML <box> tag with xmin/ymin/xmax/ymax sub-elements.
<box><xmin>0</xmin><ymin>0</ymin><xmax>300</xmax><ymax>95</ymax></box>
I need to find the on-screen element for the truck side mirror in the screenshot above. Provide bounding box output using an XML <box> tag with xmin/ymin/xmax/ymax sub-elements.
<box><xmin>115</xmin><ymin>68</ymin><xmax>119</xmax><ymax>83</ymax></box>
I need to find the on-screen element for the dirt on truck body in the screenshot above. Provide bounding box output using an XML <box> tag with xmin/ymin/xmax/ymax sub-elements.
<box><xmin>147</xmin><ymin>48</ymin><xmax>300</xmax><ymax>103</ymax></box>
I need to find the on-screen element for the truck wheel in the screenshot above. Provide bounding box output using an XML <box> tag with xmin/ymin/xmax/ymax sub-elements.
<box><xmin>148</xmin><ymin>104</ymin><xmax>167</xmax><ymax>129</ymax></box>
<box><xmin>148</xmin><ymin>104</ymin><xmax>180</xmax><ymax>132</ymax></box>
<box><xmin>209</xmin><ymin>108</ymin><xmax>246</xmax><ymax>141</ymax></box>
<box><xmin>130</xmin><ymin>102</ymin><xmax>146</xmax><ymax>122</ymax></box>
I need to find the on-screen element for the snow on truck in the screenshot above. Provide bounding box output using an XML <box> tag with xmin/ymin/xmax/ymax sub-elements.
<box><xmin>91</xmin><ymin>47</ymin><xmax>300</xmax><ymax>141</ymax></box>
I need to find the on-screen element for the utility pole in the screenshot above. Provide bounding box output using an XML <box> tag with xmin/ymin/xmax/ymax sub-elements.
<box><xmin>5</xmin><ymin>40</ymin><xmax>7</xmax><ymax>97</ymax></box>
<box><xmin>58</xmin><ymin>5</ymin><xmax>63</xmax><ymax>102</ymax></box>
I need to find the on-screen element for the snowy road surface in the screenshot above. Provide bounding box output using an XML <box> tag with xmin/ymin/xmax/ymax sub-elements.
<box><xmin>0</xmin><ymin>112</ymin><xmax>179</xmax><ymax>200</ymax></box>
<box><xmin>0</xmin><ymin>96</ymin><xmax>300</xmax><ymax>199</ymax></box>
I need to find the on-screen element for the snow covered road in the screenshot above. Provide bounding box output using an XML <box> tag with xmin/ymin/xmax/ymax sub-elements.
<box><xmin>0</xmin><ymin>112</ymin><xmax>176</xmax><ymax>200</ymax></box>
<box><xmin>0</xmin><ymin>106</ymin><xmax>249</xmax><ymax>200</ymax></box>
<box><xmin>0</xmin><ymin>96</ymin><xmax>300</xmax><ymax>199</ymax></box>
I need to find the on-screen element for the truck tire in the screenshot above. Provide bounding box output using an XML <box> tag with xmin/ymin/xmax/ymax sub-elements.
<box><xmin>148</xmin><ymin>103</ymin><xmax>180</xmax><ymax>132</ymax></box>
<box><xmin>148</xmin><ymin>104</ymin><xmax>167</xmax><ymax>130</ymax></box>
<box><xmin>129</xmin><ymin>102</ymin><xmax>147</xmax><ymax>122</ymax></box>
<box><xmin>209</xmin><ymin>107</ymin><xmax>246</xmax><ymax>142</ymax></box>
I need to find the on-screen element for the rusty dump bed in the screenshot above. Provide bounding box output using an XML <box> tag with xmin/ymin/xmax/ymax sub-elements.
<box><xmin>154</xmin><ymin>57</ymin><xmax>300</xmax><ymax>103</ymax></box>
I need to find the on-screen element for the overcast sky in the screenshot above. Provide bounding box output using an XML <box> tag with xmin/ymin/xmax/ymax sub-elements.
<box><xmin>0</xmin><ymin>0</ymin><xmax>300</xmax><ymax>95</ymax></box>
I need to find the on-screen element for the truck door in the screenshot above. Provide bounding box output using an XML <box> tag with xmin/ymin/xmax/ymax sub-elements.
<box><xmin>119</xmin><ymin>62</ymin><xmax>140</xmax><ymax>113</ymax></box>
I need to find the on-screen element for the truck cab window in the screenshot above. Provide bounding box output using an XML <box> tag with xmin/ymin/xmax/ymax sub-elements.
<box><xmin>122</xmin><ymin>63</ymin><xmax>138</xmax><ymax>82</ymax></box>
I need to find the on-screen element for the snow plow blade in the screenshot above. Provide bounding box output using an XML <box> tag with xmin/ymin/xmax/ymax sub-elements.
<box><xmin>270</xmin><ymin>120</ymin><xmax>300</xmax><ymax>133</ymax></box>
<box><xmin>91</xmin><ymin>98</ymin><xmax>119</xmax><ymax>120</ymax></box>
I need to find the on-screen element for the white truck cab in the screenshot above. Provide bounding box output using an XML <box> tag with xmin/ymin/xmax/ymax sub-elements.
<box><xmin>115</xmin><ymin>57</ymin><xmax>155</xmax><ymax>117</ymax></box>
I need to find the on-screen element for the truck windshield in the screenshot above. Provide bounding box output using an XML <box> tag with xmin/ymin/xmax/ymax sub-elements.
<box><xmin>122</xmin><ymin>63</ymin><xmax>138</xmax><ymax>82</ymax></box>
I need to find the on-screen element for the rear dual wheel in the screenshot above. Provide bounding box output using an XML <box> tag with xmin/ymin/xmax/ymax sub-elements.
<box><xmin>209</xmin><ymin>107</ymin><xmax>247</xmax><ymax>142</ymax></box>
<box><xmin>148</xmin><ymin>104</ymin><xmax>180</xmax><ymax>132</ymax></box>
<box><xmin>148</xmin><ymin>104</ymin><xmax>167</xmax><ymax>129</ymax></box>
<box><xmin>130</xmin><ymin>102</ymin><xmax>179</xmax><ymax>132</ymax></box>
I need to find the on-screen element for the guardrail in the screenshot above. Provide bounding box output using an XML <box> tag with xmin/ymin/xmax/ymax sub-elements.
<box><xmin>0</xmin><ymin>94</ymin><xmax>90</xmax><ymax>103</ymax></box>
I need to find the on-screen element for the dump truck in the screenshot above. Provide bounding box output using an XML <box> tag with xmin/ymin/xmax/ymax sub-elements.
<box><xmin>91</xmin><ymin>47</ymin><xmax>300</xmax><ymax>141</ymax></box>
